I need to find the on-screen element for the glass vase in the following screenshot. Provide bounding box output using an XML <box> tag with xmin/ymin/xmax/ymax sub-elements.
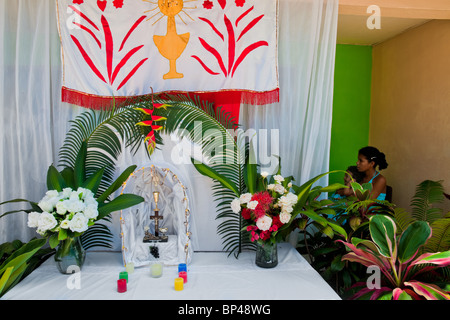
<box><xmin>255</xmin><ymin>241</ymin><xmax>278</xmax><ymax>268</ymax></box>
<box><xmin>54</xmin><ymin>237</ymin><xmax>86</xmax><ymax>274</ymax></box>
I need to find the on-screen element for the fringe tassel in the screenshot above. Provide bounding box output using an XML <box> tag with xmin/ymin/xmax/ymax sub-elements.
<box><xmin>62</xmin><ymin>86</ymin><xmax>279</xmax><ymax>113</ymax></box>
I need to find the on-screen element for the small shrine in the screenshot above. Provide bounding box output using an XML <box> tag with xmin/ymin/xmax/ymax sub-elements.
<box><xmin>119</xmin><ymin>164</ymin><xmax>193</xmax><ymax>267</ymax></box>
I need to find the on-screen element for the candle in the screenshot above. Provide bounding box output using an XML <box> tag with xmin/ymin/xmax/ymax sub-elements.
<box><xmin>117</xmin><ymin>279</ymin><xmax>127</xmax><ymax>293</ymax></box>
<box><xmin>178</xmin><ymin>263</ymin><xmax>187</xmax><ymax>273</ymax></box>
<box><xmin>174</xmin><ymin>277</ymin><xmax>184</xmax><ymax>291</ymax></box>
<box><xmin>150</xmin><ymin>263</ymin><xmax>163</xmax><ymax>278</ymax></box>
<box><xmin>119</xmin><ymin>271</ymin><xmax>128</xmax><ymax>283</ymax></box>
<box><xmin>178</xmin><ymin>271</ymin><xmax>187</xmax><ymax>283</ymax></box>
<box><xmin>125</xmin><ymin>262</ymin><xmax>134</xmax><ymax>274</ymax></box>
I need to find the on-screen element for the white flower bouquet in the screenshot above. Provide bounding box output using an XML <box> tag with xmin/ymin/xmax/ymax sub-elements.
<box><xmin>27</xmin><ymin>187</ymin><xmax>99</xmax><ymax>239</ymax></box>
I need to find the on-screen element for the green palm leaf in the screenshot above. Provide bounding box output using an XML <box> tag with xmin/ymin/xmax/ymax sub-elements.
<box><xmin>411</xmin><ymin>180</ymin><xmax>445</xmax><ymax>223</ymax></box>
<box><xmin>58</xmin><ymin>103</ymin><xmax>146</xmax><ymax>196</ymax></box>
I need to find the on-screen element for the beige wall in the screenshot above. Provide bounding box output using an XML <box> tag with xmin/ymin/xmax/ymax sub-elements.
<box><xmin>370</xmin><ymin>19</ymin><xmax>450</xmax><ymax>211</ymax></box>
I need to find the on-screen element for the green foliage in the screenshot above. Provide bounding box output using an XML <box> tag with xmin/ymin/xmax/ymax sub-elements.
<box><xmin>298</xmin><ymin>181</ymin><xmax>396</xmax><ymax>295</ymax></box>
<box><xmin>338</xmin><ymin>215</ymin><xmax>450</xmax><ymax>300</ymax></box>
<box><xmin>0</xmin><ymin>238</ymin><xmax>48</xmax><ymax>297</ymax></box>
<box><xmin>394</xmin><ymin>180</ymin><xmax>450</xmax><ymax>253</ymax></box>
<box><xmin>58</xmin><ymin>103</ymin><xmax>146</xmax><ymax>195</ymax></box>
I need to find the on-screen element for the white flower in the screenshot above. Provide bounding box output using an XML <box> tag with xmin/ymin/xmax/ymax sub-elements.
<box><xmin>260</xmin><ymin>171</ymin><xmax>269</xmax><ymax>178</ymax></box>
<box><xmin>60</xmin><ymin>219</ymin><xmax>70</xmax><ymax>229</ymax></box>
<box><xmin>256</xmin><ymin>215</ymin><xmax>272</xmax><ymax>231</ymax></box>
<box><xmin>69</xmin><ymin>213</ymin><xmax>89</xmax><ymax>233</ymax></box>
<box><xmin>239</xmin><ymin>193</ymin><xmax>252</xmax><ymax>204</ymax></box>
<box><xmin>84</xmin><ymin>196</ymin><xmax>98</xmax><ymax>207</ymax></box>
<box><xmin>37</xmin><ymin>212</ymin><xmax>57</xmax><ymax>233</ymax></box>
<box><xmin>27</xmin><ymin>212</ymin><xmax>41</xmax><ymax>228</ymax></box>
<box><xmin>84</xmin><ymin>204</ymin><xmax>99</xmax><ymax>219</ymax></box>
<box><xmin>55</xmin><ymin>201</ymin><xmax>67</xmax><ymax>215</ymax></box>
<box><xmin>278</xmin><ymin>192</ymin><xmax>298</xmax><ymax>208</ymax></box>
<box><xmin>279</xmin><ymin>211</ymin><xmax>292</xmax><ymax>224</ymax></box>
<box><xmin>288</xmin><ymin>182</ymin><xmax>293</xmax><ymax>188</ymax></box>
<box><xmin>273</xmin><ymin>175</ymin><xmax>284</xmax><ymax>183</ymax></box>
<box><xmin>45</xmin><ymin>190</ymin><xmax>59</xmax><ymax>198</ymax></box>
<box><xmin>267</xmin><ymin>184</ymin><xmax>275</xmax><ymax>190</ymax></box>
<box><xmin>69</xmin><ymin>191</ymin><xmax>81</xmax><ymax>201</ymax></box>
<box><xmin>247</xmin><ymin>200</ymin><xmax>258</xmax><ymax>210</ymax></box>
<box><xmin>62</xmin><ymin>187</ymin><xmax>73</xmax><ymax>199</ymax></box>
<box><xmin>281</xmin><ymin>206</ymin><xmax>293</xmax><ymax>214</ymax></box>
<box><xmin>38</xmin><ymin>199</ymin><xmax>54</xmax><ymax>213</ymax></box>
<box><xmin>77</xmin><ymin>187</ymin><xmax>93</xmax><ymax>200</ymax></box>
<box><xmin>64</xmin><ymin>199</ymin><xmax>85</xmax><ymax>214</ymax></box>
<box><xmin>273</xmin><ymin>184</ymin><xmax>285</xmax><ymax>195</ymax></box>
<box><xmin>231</xmin><ymin>198</ymin><xmax>241</xmax><ymax>213</ymax></box>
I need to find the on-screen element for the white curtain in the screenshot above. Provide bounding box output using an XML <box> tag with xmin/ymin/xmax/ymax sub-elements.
<box><xmin>240</xmin><ymin>0</ymin><xmax>338</xmax><ymax>186</ymax></box>
<box><xmin>0</xmin><ymin>0</ymin><xmax>338</xmax><ymax>249</ymax></box>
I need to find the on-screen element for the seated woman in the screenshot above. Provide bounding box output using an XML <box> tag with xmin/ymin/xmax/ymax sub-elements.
<box><xmin>356</xmin><ymin>146</ymin><xmax>388</xmax><ymax>201</ymax></box>
<box><xmin>332</xmin><ymin>165</ymin><xmax>363</xmax><ymax>199</ymax></box>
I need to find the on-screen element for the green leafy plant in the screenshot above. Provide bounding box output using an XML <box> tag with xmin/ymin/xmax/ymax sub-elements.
<box><xmin>1</xmin><ymin>141</ymin><xmax>144</xmax><ymax>250</ymax></box>
<box><xmin>338</xmin><ymin>215</ymin><xmax>450</xmax><ymax>300</ymax></box>
<box><xmin>297</xmin><ymin>181</ymin><xmax>395</xmax><ymax>295</ymax></box>
<box><xmin>394</xmin><ymin>180</ymin><xmax>450</xmax><ymax>253</ymax></box>
<box><xmin>0</xmin><ymin>238</ymin><xmax>47</xmax><ymax>297</ymax></box>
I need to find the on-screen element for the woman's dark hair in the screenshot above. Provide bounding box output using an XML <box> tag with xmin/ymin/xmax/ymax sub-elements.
<box><xmin>358</xmin><ymin>146</ymin><xmax>388</xmax><ymax>170</ymax></box>
<box><xmin>346</xmin><ymin>165</ymin><xmax>364</xmax><ymax>183</ymax></box>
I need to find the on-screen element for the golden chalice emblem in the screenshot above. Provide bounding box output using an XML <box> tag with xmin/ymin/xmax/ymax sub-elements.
<box><xmin>150</xmin><ymin>0</ymin><xmax>190</xmax><ymax>79</ymax></box>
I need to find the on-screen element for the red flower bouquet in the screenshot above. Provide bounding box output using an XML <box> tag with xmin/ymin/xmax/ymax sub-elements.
<box><xmin>231</xmin><ymin>174</ymin><xmax>298</xmax><ymax>244</ymax></box>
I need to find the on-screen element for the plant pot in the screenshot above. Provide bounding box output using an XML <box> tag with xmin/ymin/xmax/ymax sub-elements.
<box><xmin>54</xmin><ymin>237</ymin><xmax>86</xmax><ymax>274</ymax></box>
<box><xmin>255</xmin><ymin>241</ymin><xmax>278</xmax><ymax>268</ymax></box>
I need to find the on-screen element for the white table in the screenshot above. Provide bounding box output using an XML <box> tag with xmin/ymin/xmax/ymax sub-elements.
<box><xmin>2</xmin><ymin>243</ymin><xmax>340</xmax><ymax>300</ymax></box>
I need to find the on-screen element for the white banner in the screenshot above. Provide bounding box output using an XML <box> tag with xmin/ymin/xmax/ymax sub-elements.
<box><xmin>56</xmin><ymin>0</ymin><xmax>279</xmax><ymax>108</ymax></box>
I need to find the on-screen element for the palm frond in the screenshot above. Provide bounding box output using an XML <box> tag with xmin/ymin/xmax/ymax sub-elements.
<box><xmin>393</xmin><ymin>207</ymin><xmax>415</xmax><ymax>235</ymax></box>
<box><xmin>425</xmin><ymin>218</ymin><xmax>450</xmax><ymax>252</ymax></box>
<box><xmin>58</xmin><ymin>104</ymin><xmax>146</xmax><ymax>195</ymax></box>
<box><xmin>411</xmin><ymin>180</ymin><xmax>445</xmax><ymax>223</ymax></box>
<box><xmin>80</xmin><ymin>223</ymin><xmax>114</xmax><ymax>250</ymax></box>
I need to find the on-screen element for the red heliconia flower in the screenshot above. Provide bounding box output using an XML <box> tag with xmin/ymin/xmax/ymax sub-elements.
<box><xmin>202</xmin><ymin>0</ymin><xmax>213</xmax><ymax>9</ymax></box>
<box><xmin>235</xmin><ymin>0</ymin><xmax>245</xmax><ymax>7</ymax></box>
<box><xmin>113</xmin><ymin>0</ymin><xmax>124</xmax><ymax>8</ymax></box>
<box><xmin>72</xmin><ymin>0</ymin><xmax>83</xmax><ymax>4</ymax></box>
<box><xmin>135</xmin><ymin>103</ymin><xmax>169</xmax><ymax>154</ymax></box>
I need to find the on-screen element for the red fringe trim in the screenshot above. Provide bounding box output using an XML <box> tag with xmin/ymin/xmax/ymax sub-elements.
<box><xmin>61</xmin><ymin>87</ymin><xmax>279</xmax><ymax>123</ymax></box>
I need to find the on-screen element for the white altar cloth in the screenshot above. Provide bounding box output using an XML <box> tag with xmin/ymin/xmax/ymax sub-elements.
<box><xmin>2</xmin><ymin>243</ymin><xmax>340</xmax><ymax>300</ymax></box>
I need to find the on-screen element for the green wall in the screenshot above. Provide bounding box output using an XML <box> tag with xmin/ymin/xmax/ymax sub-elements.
<box><xmin>329</xmin><ymin>44</ymin><xmax>372</xmax><ymax>186</ymax></box>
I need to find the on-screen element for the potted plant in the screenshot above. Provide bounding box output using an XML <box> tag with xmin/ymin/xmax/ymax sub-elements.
<box><xmin>1</xmin><ymin>142</ymin><xmax>144</xmax><ymax>273</ymax></box>
<box><xmin>337</xmin><ymin>214</ymin><xmax>450</xmax><ymax>300</ymax></box>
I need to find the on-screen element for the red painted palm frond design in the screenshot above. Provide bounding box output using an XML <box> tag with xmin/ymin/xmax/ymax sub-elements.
<box><xmin>194</xmin><ymin>2</ymin><xmax>268</xmax><ymax>78</ymax></box>
<box><xmin>68</xmin><ymin>4</ymin><xmax>147</xmax><ymax>91</ymax></box>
